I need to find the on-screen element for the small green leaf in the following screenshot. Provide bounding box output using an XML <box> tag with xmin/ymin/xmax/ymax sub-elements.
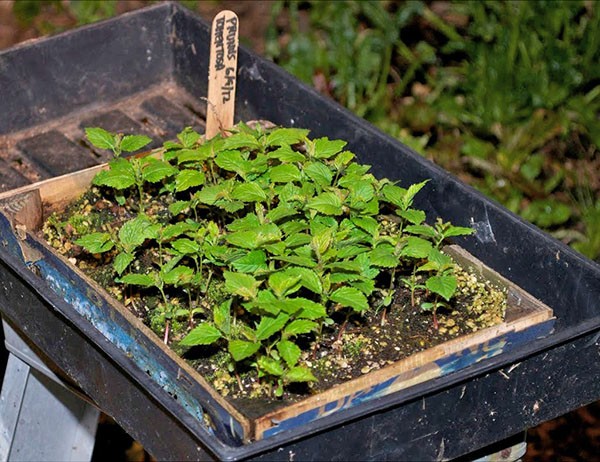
<box><xmin>306</xmin><ymin>192</ymin><xmax>343</xmax><ymax>216</ymax></box>
<box><xmin>267</xmin><ymin>204</ymin><xmax>298</xmax><ymax>223</ymax></box>
<box><xmin>277</xmin><ymin>340</ymin><xmax>301</xmax><ymax>367</ymax></box>
<box><xmin>168</xmin><ymin>200</ymin><xmax>191</xmax><ymax>215</ymax></box>
<box><xmin>118</xmin><ymin>273</ymin><xmax>156</xmax><ymax>287</ymax></box>
<box><xmin>75</xmin><ymin>233</ymin><xmax>114</xmax><ymax>254</ymax></box>
<box><xmin>369</xmin><ymin>244</ymin><xmax>398</xmax><ymax>268</ymax></box>
<box><xmin>269</xmin><ymin>270</ymin><xmax>303</xmax><ymax>298</ymax></box>
<box><xmin>312</xmin><ymin>137</ymin><xmax>347</xmax><ymax>159</ymax></box>
<box><xmin>162</xmin><ymin>265</ymin><xmax>194</xmax><ymax>285</ymax></box>
<box><xmin>297</xmin><ymin>300</ymin><xmax>327</xmax><ymax>319</ymax></box>
<box><xmin>400</xmin><ymin>236</ymin><xmax>433</xmax><ymax>259</ymax></box>
<box><xmin>283</xmin><ymin>319</ymin><xmax>318</xmax><ymax>336</ymax></box>
<box><xmin>397</xmin><ymin>208</ymin><xmax>426</xmax><ymax>225</ymax></box>
<box><xmin>177</xmin><ymin>127</ymin><xmax>201</xmax><ymax>148</ymax></box>
<box><xmin>404</xmin><ymin>180</ymin><xmax>429</xmax><ymax>209</ymax></box>
<box><xmin>225</xmin><ymin>224</ymin><xmax>282</xmax><ymax>249</ymax></box>
<box><xmin>142</xmin><ymin>158</ymin><xmax>178</xmax><ymax>183</ymax></box>
<box><xmin>221</xmin><ymin>132</ymin><xmax>262</xmax><ymax>151</ymax></box>
<box><xmin>113</xmin><ymin>252</ymin><xmax>134</xmax><ymax>276</ymax></box>
<box><xmin>228</xmin><ymin>340</ymin><xmax>261</xmax><ymax>362</ymax></box>
<box><xmin>229</xmin><ymin>249</ymin><xmax>267</xmax><ymax>273</ymax></box>
<box><xmin>284</xmin><ymin>366</ymin><xmax>317</xmax><ymax>383</ymax></box>
<box><xmin>171</xmin><ymin>238</ymin><xmax>200</xmax><ymax>255</ymax></box>
<box><xmin>120</xmin><ymin>135</ymin><xmax>152</xmax><ymax>153</ymax></box>
<box><xmin>175</xmin><ymin>169</ymin><xmax>205</xmax><ymax>192</ymax></box>
<box><xmin>85</xmin><ymin>127</ymin><xmax>117</xmax><ymax>151</ymax></box>
<box><xmin>213</xmin><ymin>299</ymin><xmax>232</xmax><ymax>337</ymax></box>
<box><xmin>330</xmin><ymin>286</ymin><xmax>369</xmax><ymax>312</ymax></box>
<box><xmin>311</xmin><ymin>227</ymin><xmax>334</xmax><ymax>256</ymax></box>
<box><xmin>180</xmin><ymin>323</ymin><xmax>222</xmax><ymax>346</ymax></box>
<box><xmin>231</xmin><ymin>182</ymin><xmax>268</xmax><ymax>202</ymax></box>
<box><xmin>405</xmin><ymin>224</ymin><xmax>437</xmax><ymax>238</ymax></box>
<box><xmin>257</xmin><ymin>356</ymin><xmax>284</xmax><ymax>376</ymax></box>
<box><xmin>266</xmin><ymin>128</ymin><xmax>309</xmax><ymax>147</ymax></box>
<box><xmin>93</xmin><ymin>158</ymin><xmax>136</xmax><ymax>189</ymax></box>
<box><xmin>270</xmin><ymin>164</ymin><xmax>302</xmax><ymax>183</ymax></box>
<box><xmin>426</xmin><ymin>275</ymin><xmax>457</xmax><ymax>301</ymax></box>
<box><xmin>351</xmin><ymin>216</ymin><xmax>379</xmax><ymax>236</ymax></box>
<box><xmin>443</xmin><ymin>226</ymin><xmax>474</xmax><ymax>238</ymax></box>
<box><xmin>215</xmin><ymin>150</ymin><xmax>247</xmax><ymax>174</ymax></box>
<box><xmin>224</xmin><ymin>271</ymin><xmax>261</xmax><ymax>299</ymax></box>
<box><xmin>304</xmin><ymin>162</ymin><xmax>333</xmax><ymax>187</ymax></box>
<box><xmin>268</xmin><ymin>145</ymin><xmax>305</xmax><ymax>163</ymax></box>
<box><xmin>294</xmin><ymin>267</ymin><xmax>322</xmax><ymax>294</ymax></box>
<box><xmin>118</xmin><ymin>215</ymin><xmax>158</xmax><ymax>249</ymax></box>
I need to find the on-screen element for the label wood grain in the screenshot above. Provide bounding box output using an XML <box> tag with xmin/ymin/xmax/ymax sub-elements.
<box><xmin>206</xmin><ymin>10</ymin><xmax>239</xmax><ymax>139</ymax></box>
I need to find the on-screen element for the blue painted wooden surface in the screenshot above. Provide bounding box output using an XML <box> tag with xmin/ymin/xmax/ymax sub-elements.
<box><xmin>0</xmin><ymin>212</ymin><xmax>246</xmax><ymax>445</ymax></box>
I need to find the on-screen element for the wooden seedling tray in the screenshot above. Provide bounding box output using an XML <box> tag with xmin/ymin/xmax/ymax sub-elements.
<box><xmin>0</xmin><ymin>162</ymin><xmax>555</xmax><ymax>443</ymax></box>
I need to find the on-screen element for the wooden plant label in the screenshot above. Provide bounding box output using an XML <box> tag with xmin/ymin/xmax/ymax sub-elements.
<box><xmin>206</xmin><ymin>10</ymin><xmax>239</xmax><ymax>139</ymax></box>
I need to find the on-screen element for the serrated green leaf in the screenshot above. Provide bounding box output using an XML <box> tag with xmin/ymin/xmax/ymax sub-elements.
<box><xmin>257</xmin><ymin>356</ymin><xmax>284</xmax><ymax>376</ymax></box>
<box><xmin>168</xmin><ymin>200</ymin><xmax>191</xmax><ymax>215</ymax></box>
<box><xmin>306</xmin><ymin>192</ymin><xmax>343</xmax><ymax>216</ymax></box>
<box><xmin>348</xmin><ymin>180</ymin><xmax>375</xmax><ymax>204</ymax></box>
<box><xmin>400</xmin><ymin>236</ymin><xmax>433</xmax><ymax>259</ymax></box>
<box><xmin>404</xmin><ymin>180</ymin><xmax>429</xmax><ymax>209</ymax></box>
<box><xmin>267</xmin><ymin>204</ymin><xmax>298</xmax><ymax>223</ymax></box>
<box><xmin>333</xmin><ymin>150</ymin><xmax>355</xmax><ymax>169</ymax></box>
<box><xmin>225</xmin><ymin>224</ymin><xmax>282</xmax><ymax>249</ymax></box>
<box><xmin>120</xmin><ymin>135</ymin><xmax>152</xmax><ymax>153</ymax></box>
<box><xmin>162</xmin><ymin>265</ymin><xmax>194</xmax><ymax>285</ymax></box>
<box><xmin>176</xmin><ymin>147</ymin><xmax>212</xmax><ymax>164</ymax></box>
<box><xmin>310</xmin><ymin>227</ymin><xmax>334</xmax><ymax>256</ymax></box>
<box><xmin>283</xmin><ymin>319</ymin><xmax>318</xmax><ymax>336</ymax></box>
<box><xmin>230</xmin><ymin>250</ymin><xmax>268</xmax><ymax>273</ymax></box>
<box><xmin>227</xmin><ymin>213</ymin><xmax>261</xmax><ymax>232</ymax></box>
<box><xmin>269</xmin><ymin>164</ymin><xmax>302</xmax><ymax>183</ymax></box>
<box><xmin>196</xmin><ymin>183</ymin><xmax>229</xmax><ymax>205</ymax></box>
<box><xmin>221</xmin><ymin>132</ymin><xmax>262</xmax><ymax>151</ymax></box>
<box><xmin>398</xmin><ymin>208</ymin><xmax>426</xmax><ymax>225</ymax></box>
<box><xmin>175</xmin><ymin>169</ymin><xmax>205</xmax><ymax>192</ymax></box>
<box><xmin>405</xmin><ymin>224</ymin><xmax>437</xmax><ymax>238</ymax></box>
<box><xmin>277</xmin><ymin>340</ymin><xmax>301</xmax><ymax>367</ymax></box>
<box><xmin>266</xmin><ymin>128</ymin><xmax>309</xmax><ymax>147</ymax></box>
<box><xmin>215</xmin><ymin>150</ymin><xmax>247</xmax><ymax>174</ymax></box>
<box><xmin>85</xmin><ymin>127</ymin><xmax>117</xmax><ymax>151</ymax></box>
<box><xmin>352</xmin><ymin>279</ymin><xmax>376</xmax><ymax>296</ymax></box>
<box><xmin>443</xmin><ymin>226</ymin><xmax>474</xmax><ymax>238</ymax></box>
<box><xmin>171</xmin><ymin>238</ymin><xmax>200</xmax><ymax>255</ymax></box>
<box><xmin>351</xmin><ymin>216</ymin><xmax>379</xmax><ymax>236</ymax></box>
<box><xmin>75</xmin><ymin>232</ymin><xmax>114</xmax><ymax>254</ymax></box>
<box><xmin>303</xmin><ymin>162</ymin><xmax>333</xmax><ymax>187</ymax></box>
<box><xmin>118</xmin><ymin>273</ymin><xmax>156</xmax><ymax>287</ymax></box>
<box><xmin>275</xmin><ymin>254</ymin><xmax>317</xmax><ymax>268</ymax></box>
<box><xmin>284</xmin><ymin>232</ymin><xmax>312</xmax><ymax>249</ymax></box>
<box><xmin>369</xmin><ymin>244</ymin><xmax>398</xmax><ymax>268</ymax></box>
<box><xmin>284</xmin><ymin>366</ymin><xmax>317</xmax><ymax>383</ymax></box>
<box><xmin>118</xmin><ymin>215</ymin><xmax>157</xmax><ymax>249</ymax></box>
<box><xmin>231</xmin><ymin>182</ymin><xmax>267</xmax><ymax>202</ymax></box>
<box><xmin>297</xmin><ymin>300</ymin><xmax>327</xmax><ymax>319</ymax></box>
<box><xmin>224</xmin><ymin>271</ymin><xmax>261</xmax><ymax>299</ymax></box>
<box><xmin>312</xmin><ymin>137</ymin><xmax>347</xmax><ymax>159</ymax></box>
<box><xmin>113</xmin><ymin>252</ymin><xmax>134</xmax><ymax>276</ymax></box>
<box><xmin>93</xmin><ymin>158</ymin><xmax>136</xmax><ymax>189</ymax></box>
<box><xmin>229</xmin><ymin>340</ymin><xmax>261</xmax><ymax>361</ymax></box>
<box><xmin>161</xmin><ymin>222</ymin><xmax>196</xmax><ymax>240</ymax></box>
<box><xmin>268</xmin><ymin>145</ymin><xmax>305</xmax><ymax>162</ymax></box>
<box><xmin>180</xmin><ymin>323</ymin><xmax>222</xmax><ymax>346</ymax></box>
<box><xmin>213</xmin><ymin>299</ymin><xmax>232</xmax><ymax>336</ymax></box>
<box><xmin>269</xmin><ymin>269</ymin><xmax>303</xmax><ymax>298</ymax></box>
<box><xmin>330</xmin><ymin>286</ymin><xmax>369</xmax><ymax>312</ymax></box>
<box><xmin>380</xmin><ymin>183</ymin><xmax>407</xmax><ymax>208</ymax></box>
<box><xmin>426</xmin><ymin>275</ymin><xmax>457</xmax><ymax>301</ymax></box>
<box><xmin>294</xmin><ymin>267</ymin><xmax>322</xmax><ymax>294</ymax></box>
<box><xmin>142</xmin><ymin>158</ymin><xmax>178</xmax><ymax>183</ymax></box>
<box><xmin>177</xmin><ymin>127</ymin><xmax>201</xmax><ymax>148</ymax></box>
<box><xmin>255</xmin><ymin>313</ymin><xmax>289</xmax><ymax>341</ymax></box>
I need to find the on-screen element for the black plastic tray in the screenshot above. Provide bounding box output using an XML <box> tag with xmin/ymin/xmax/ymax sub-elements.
<box><xmin>0</xmin><ymin>2</ymin><xmax>599</xmax><ymax>460</ymax></box>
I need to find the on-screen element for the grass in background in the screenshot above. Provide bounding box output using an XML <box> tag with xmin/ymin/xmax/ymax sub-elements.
<box><xmin>267</xmin><ymin>0</ymin><xmax>600</xmax><ymax>261</ymax></box>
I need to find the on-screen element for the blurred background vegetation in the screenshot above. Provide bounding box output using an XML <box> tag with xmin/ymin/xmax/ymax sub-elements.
<box><xmin>3</xmin><ymin>0</ymin><xmax>599</xmax><ymax>264</ymax></box>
